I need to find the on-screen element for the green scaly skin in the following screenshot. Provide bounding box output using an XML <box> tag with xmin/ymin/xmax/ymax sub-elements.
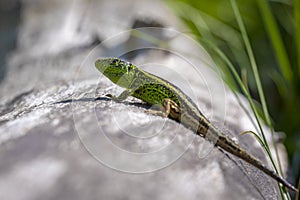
<box><xmin>95</xmin><ymin>57</ymin><xmax>298</xmax><ymax>192</ymax></box>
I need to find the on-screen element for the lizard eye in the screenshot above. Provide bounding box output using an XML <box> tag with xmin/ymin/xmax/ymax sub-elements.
<box><xmin>112</xmin><ymin>59</ymin><xmax>118</xmax><ymax>64</ymax></box>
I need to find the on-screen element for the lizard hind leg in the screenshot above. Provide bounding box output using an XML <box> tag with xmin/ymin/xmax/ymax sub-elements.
<box><xmin>162</xmin><ymin>99</ymin><xmax>181</xmax><ymax>119</ymax></box>
<box><xmin>145</xmin><ymin>98</ymin><xmax>181</xmax><ymax>119</ymax></box>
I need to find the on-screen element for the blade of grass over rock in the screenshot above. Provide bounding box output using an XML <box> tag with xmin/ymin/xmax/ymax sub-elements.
<box><xmin>241</xmin><ymin>131</ymin><xmax>269</xmax><ymax>154</ymax></box>
<box><xmin>230</xmin><ymin>0</ymin><xmax>288</xmax><ymax>197</ymax></box>
<box><xmin>233</xmin><ymin>92</ymin><xmax>260</xmax><ymax>134</ymax></box>
<box><xmin>201</xmin><ymin>38</ymin><xmax>265</xmax><ymax>139</ymax></box>
<box><xmin>202</xmin><ymin>34</ymin><xmax>290</xmax><ymax>198</ymax></box>
<box><xmin>201</xmin><ymin>41</ymin><xmax>290</xmax><ymax>200</ymax></box>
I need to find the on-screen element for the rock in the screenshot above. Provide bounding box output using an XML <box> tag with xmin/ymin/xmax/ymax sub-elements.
<box><xmin>0</xmin><ymin>78</ymin><xmax>280</xmax><ymax>200</ymax></box>
<box><xmin>0</xmin><ymin>0</ymin><xmax>287</xmax><ymax>199</ymax></box>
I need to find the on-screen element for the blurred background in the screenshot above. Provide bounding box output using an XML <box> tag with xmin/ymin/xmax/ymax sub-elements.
<box><xmin>0</xmin><ymin>0</ymin><xmax>299</xmax><ymax>196</ymax></box>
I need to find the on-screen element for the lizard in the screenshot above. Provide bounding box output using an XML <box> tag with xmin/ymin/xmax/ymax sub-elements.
<box><xmin>95</xmin><ymin>57</ymin><xmax>298</xmax><ymax>192</ymax></box>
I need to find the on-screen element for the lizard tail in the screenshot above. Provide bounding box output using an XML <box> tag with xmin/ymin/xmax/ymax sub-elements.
<box><xmin>208</xmin><ymin>127</ymin><xmax>298</xmax><ymax>192</ymax></box>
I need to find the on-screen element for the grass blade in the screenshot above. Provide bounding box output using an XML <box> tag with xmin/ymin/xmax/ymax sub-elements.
<box><xmin>230</xmin><ymin>0</ymin><xmax>289</xmax><ymax>198</ymax></box>
<box><xmin>256</xmin><ymin>0</ymin><xmax>293</xmax><ymax>82</ymax></box>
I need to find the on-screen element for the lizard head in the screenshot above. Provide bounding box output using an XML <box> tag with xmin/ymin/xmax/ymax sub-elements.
<box><xmin>95</xmin><ymin>58</ymin><xmax>136</xmax><ymax>88</ymax></box>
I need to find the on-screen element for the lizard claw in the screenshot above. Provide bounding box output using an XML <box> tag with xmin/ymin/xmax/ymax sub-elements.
<box><xmin>105</xmin><ymin>94</ymin><xmax>113</xmax><ymax>98</ymax></box>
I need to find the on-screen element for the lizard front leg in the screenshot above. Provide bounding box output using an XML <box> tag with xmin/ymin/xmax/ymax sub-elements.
<box><xmin>106</xmin><ymin>89</ymin><xmax>133</xmax><ymax>102</ymax></box>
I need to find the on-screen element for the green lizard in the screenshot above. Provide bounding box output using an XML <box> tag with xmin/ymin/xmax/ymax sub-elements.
<box><xmin>95</xmin><ymin>57</ymin><xmax>298</xmax><ymax>192</ymax></box>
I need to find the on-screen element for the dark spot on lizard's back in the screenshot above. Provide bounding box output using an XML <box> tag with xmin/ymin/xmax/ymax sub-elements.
<box><xmin>128</xmin><ymin>63</ymin><xmax>134</xmax><ymax>71</ymax></box>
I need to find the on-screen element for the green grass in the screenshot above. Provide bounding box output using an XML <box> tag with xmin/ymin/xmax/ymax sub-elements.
<box><xmin>167</xmin><ymin>0</ymin><xmax>300</xmax><ymax>199</ymax></box>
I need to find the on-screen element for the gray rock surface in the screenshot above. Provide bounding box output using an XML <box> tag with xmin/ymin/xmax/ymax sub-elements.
<box><xmin>0</xmin><ymin>0</ymin><xmax>287</xmax><ymax>199</ymax></box>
